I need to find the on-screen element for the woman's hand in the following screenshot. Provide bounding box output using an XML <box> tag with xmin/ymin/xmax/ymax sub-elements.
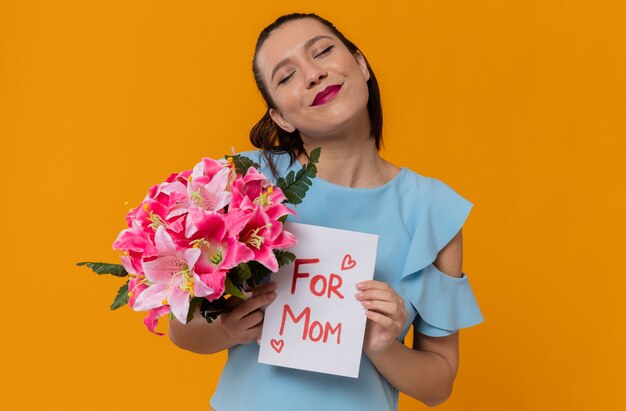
<box><xmin>355</xmin><ymin>280</ymin><xmax>408</xmax><ymax>357</ymax></box>
<box><xmin>217</xmin><ymin>282</ymin><xmax>277</xmax><ymax>346</ymax></box>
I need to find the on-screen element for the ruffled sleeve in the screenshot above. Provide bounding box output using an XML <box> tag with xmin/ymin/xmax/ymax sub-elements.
<box><xmin>399</xmin><ymin>177</ymin><xmax>484</xmax><ymax>337</ymax></box>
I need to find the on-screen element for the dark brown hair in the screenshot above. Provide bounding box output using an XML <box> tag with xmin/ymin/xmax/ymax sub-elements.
<box><xmin>250</xmin><ymin>13</ymin><xmax>383</xmax><ymax>177</ymax></box>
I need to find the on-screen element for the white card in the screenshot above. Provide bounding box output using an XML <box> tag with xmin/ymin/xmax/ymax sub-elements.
<box><xmin>258</xmin><ymin>222</ymin><xmax>379</xmax><ymax>378</ymax></box>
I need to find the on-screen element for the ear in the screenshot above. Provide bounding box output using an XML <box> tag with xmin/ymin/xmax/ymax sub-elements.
<box><xmin>354</xmin><ymin>50</ymin><xmax>371</xmax><ymax>82</ymax></box>
<box><xmin>269</xmin><ymin>108</ymin><xmax>296</xmax><ymax>133</ymax></box>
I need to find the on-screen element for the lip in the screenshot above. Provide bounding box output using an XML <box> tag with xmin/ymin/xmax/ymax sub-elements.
<box><xmin>311</xmin><ymin>84</ymin><xmax>342</xmax><ymax>106</ymax></box>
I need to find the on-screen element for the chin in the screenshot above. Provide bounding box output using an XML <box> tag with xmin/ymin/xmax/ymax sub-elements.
<box><xmin>297</xmin><ymin>90</ymin><xmax>370</xmax><ymax>138</ymax></box>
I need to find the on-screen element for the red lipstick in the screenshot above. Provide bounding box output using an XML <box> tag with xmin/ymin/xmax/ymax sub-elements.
<box><xmin>312</xmin><ymin>84</ymin><xmax>342</xmax><ymax>106</ymax></box>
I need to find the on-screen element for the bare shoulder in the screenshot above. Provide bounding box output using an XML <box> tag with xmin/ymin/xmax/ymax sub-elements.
<box><xmin>433</xmin><ymin>229</ymin><xmax>464</xmax><ymax>278</ymax></box>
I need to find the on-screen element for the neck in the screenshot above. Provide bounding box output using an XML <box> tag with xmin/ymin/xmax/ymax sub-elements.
<box><xmin>297</xmin><ymin>113</ymin><xmax>399</xmax><ymax>188</ymax></box>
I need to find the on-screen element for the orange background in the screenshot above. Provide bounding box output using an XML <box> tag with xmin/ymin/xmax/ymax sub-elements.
<box><xmin>1</xmin><ymin>1</ymin><xmax>625</xmax><ymax>410</ymax></box>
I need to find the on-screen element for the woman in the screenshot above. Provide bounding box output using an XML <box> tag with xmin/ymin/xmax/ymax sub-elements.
<box><xmin>169</xmin><ymin>13</ymin><xmax>484</xmax><ymax>411</ymax></box>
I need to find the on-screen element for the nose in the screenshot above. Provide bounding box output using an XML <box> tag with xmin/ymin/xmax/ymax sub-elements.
<box><xmin>303</xmin><ymin>61</ymin><xmax>327</xmax><ymax>88</ymax></box>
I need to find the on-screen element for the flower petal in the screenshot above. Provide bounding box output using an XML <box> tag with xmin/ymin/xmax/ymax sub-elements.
<box><xmin>143</xmin><ymin>306</ymin><xmax>170</xmax><ymax>336</ymax></box>
<box><xmin>120</xmin><ymin>255</ymin><xmax>137</xmax><ymax>275</ymax></box>
<box><xmin>192</xmin><ymin>272</ymin><xmax>214</xmax><ymax>298</ymax></box>
<box><xmin>154</xmin><ymin>226</ymin><xmax>177</xmax><ymax>255</ymax></box>
<box><xmin>132</xmin><ymin>283</ymin><xmax>169</xmax><ymax>311</ymax></box>
<box><xmin>142</xmin><ymin>255</ymin><xmax>184</xmax><ymax>283</ymax></box>
<box><xmin>184</xmin><ymin>247</ymin><xmax>201</xmax><ymax>268</ymax></box>
<box><xmin>198</xmin><ymin>270</ymin><xmax>227</xmax><ymax>301</ymax></box>
<box><xmin>169</xmin><ymin>287</ymin><xmax>190</xmax><ymax>324</ymax></box>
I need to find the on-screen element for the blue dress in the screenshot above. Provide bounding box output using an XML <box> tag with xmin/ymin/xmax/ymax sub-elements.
<box><xmin>210</xmin><ymin>150</ymin><xmax>484</xmax><ymax>411</ymax></box>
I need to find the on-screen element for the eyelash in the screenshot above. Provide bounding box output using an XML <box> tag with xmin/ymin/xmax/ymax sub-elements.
<box><xmin>315</xmin><ymin>45</ymin><xmax>334</xmax><ymax>58</ymax></box>
<box><xmin>277</xmin><ymin>45</ymin><xmax>335</xmax><ymax>85</ymax></box>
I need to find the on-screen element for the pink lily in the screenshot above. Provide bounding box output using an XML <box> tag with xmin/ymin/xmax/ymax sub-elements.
<box><xmin>186</xmin><ymin>208</ymin><xmax>254</xmax><ymax>268</ymax></box>
<box><xmin>187</xmin><ymin>167</ymin><xmax>233</xmax><ymax>213</ymax></box>
<box><xmin>133</xmin><ymin>227</ymin><xmax>213</xmax><ymax>324</ymax></box>
<box><xmin>228</xmin><ymin>205</ymin><xmax>296</xmax><ymax>272</ymax></box>
<box><xmin>160</xmin><ymin>180</ymin><xmax>190</xmax><ymax>219</ymax></box>
<box><xmin>162</xmin><ymin>166</ymin><xmax>233</xmax><ymax>221</ymax></box>
<box><xmin>126</xmin><ymin>199</ymin><xmax>170</xmax><ymax>232</ymax></box>
<box><xmin>230</xmin><ymin>168</ymin><xmax>296</xmax><ymax>221</ymax></box>
<box><xmin>185</xmin><ymin>209</ymin><xmax>254</xmax><ymax>300</ymax></box>
<box><xmin>191</xmin><ymin>157</ymin><xmax>228</xmax><ymax>180</ymax></box>
<box><xmin>112</xmin><ymin>227</ymin><xmax>159</xmax><ymax>263</ymax></box>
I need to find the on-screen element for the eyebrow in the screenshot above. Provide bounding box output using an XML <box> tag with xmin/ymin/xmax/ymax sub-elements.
<box><xmin>270</xmin><ymin>35</ymin><xmax>334</xmax><ymax>83</ymax></box>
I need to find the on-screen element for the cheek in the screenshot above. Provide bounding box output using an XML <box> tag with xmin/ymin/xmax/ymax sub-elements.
<box><xmin>274</xmin><ymin>88</ymin><xmax>303</xmax><ymax>117</ymax></box>
<box><xmin>348</xmin><ymin>75</ymin><xmax>370</xmax><ymax>107</ymax></box>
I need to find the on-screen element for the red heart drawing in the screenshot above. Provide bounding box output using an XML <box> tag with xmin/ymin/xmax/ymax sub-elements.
<box><xmin>341</xmin><ymin>254</ymin><xmax>357</xmax><ymax>270</ymax></box>
<box><xmin>270</xmin><ymin>339</ymin><xmax>284</xmax><ymax>353</ymax></box>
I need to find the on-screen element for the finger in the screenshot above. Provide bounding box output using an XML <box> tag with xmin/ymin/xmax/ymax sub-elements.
<box><xmin>239</xmin><ymin>309</ymin><xmax>265</xmax><ymax>330</ymax></box>
<box><xmin>247</xmin><ymin>323</ymin><xmax>264</xmax><ymax>343</ymax></box>
<box><xmin>231</xmin><ymin>292</ymin><xmax>276</xmax><ymax>320</ymax></box>
<box><xmin>251</xmin><ymin>282</ymin><xmax>277</xmax><ymax>297</ymax></box>
<box><xmin>361</xmin><ymin>300</ymin><xmax>403</xmax><ymax>318</ymax></box>
<box><xmin>355</xmin><ymin>289</ymin><xmax>398</xmax><ymax>303</ymax></box>
<box><xmin>225</xmin><ymin>296</ymin><xmax>245</xmax><ymax>310</ymax></box>
<box><xmin>356</xmin><ymin>280</ymin><xmax>393</xmax><ymax>291</ymax></box>
<box><xmin>365</xmin><ymin>310</ymin><xmax>395</xmax><ymax>329</ymax></box>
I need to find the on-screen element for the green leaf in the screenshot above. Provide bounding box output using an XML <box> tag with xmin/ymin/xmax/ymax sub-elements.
<box><xmin>246</xmin><ymin>260</ymin><xmax>272</xmax><ymax>288</ymax></box>
<box><xmin>110</xmin><ymin>282</ymin><xmax>129</xmax><ymax>310</ymax></box>
<box><xmin>276</xmin><ymin>176</ymin><xmax>286</xmax><ymax>188</ymax></box>
<box><xmin>231</xmin><ymin>263</ymin><xmax>252</xmax><ymax>283</ymax></box>
<box><xmin>243</xmin><ymin>251</ymin><xmax>294</xmax><ymax>288</ymax></box>
<box><xmin>308</xmin><ymin>147</ymin><xmax>321</xmax><ymax>164</ymax></box>
<box><xmin>77</xmin><ymin>262</ymin><xmax>128</xmax><ymax>277</ymax></box>
<box><xmin>224</xmin><ymin>277</ymin><xmax>246</xmax><ymax>299</ymax></box>
<box><xmin>275</xmin><ymin>147</ymin><xmax>320</xmax><ymax>205</ymax></box>
<box><xmin>186</xmin><ymin>297</ymin><xmax>203</xmax><ymax>323</ymax></box>
<box><xmin>228</xmin><ymin>154</ymin><xmax>260</xmax><ymax>175</ymax></box>
<box><xmin>275</xmin><ymin>250</ymin><xmax>296</xmax><ymax>267</ymax></box>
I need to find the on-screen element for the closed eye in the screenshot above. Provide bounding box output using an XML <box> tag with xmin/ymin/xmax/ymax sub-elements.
<box><xmin>278</xmin><ymin>72</ymin><xmax>295</xmax><ymax>85</ymax></box>
<box><xmin>277</xmin><ymin>45</ymin><xmax>334</xmax><ymax>86</ymax></box>
<box><xmin>315</xmin><ymin>45</ymin><xmax>334</xmax><ymax>58</ymax></box>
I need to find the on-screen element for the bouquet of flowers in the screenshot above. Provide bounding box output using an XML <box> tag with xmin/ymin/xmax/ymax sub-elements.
<box><xmin>78</xmin><ymin>149</ymin><xmax>319</xmax><ymax>335</ymax></box>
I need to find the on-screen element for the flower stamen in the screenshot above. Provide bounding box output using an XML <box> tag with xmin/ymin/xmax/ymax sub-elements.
<box><xmin>253</xmin><ymin>186</ymin><xmax>275</xmax><ymax>207</ymax></box>
<box><xmin>190</xmin><ymin>239</ymin><xmax>224</xmax><ymax>265</ymax></box>
<box><xmin>147</xmin><ymin>210</ymin><xmax>168</xmax><ymax>230</ymax></box>
<box><xmin>243</xmin><ymin>224</ymin><xmax>272</xmax><ymax>250</ymax></box>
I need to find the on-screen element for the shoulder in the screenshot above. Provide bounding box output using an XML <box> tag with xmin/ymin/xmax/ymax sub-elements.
<box><xmin>235</xmin><ymin>148</ymin><xmax>262</xmax><ymax>162</ymax></box>
<box><xmin>395</xmin><ymin>168</ymin><xmax>451</xmax><ymax>204</ymax></box>
<box><xmin>402</xmin><ymin>169</ymin><xmax>473</xmax><ymax>211</ymax></box>
<box><xmin>235</xmin><ymin>149</ymin><xmax>295</xmax><ymax>180</ymax></box>
<box><xmin>400</xmin><ymin>168</ymin><xmax>459</xmax><ymax>195</ymax></box>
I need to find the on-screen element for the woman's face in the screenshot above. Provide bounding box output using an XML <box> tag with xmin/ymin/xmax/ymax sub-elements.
<box><xmin>255</xmin><ymin>18</ymin><xmax>371</xmax><ymax>139</ymax></box>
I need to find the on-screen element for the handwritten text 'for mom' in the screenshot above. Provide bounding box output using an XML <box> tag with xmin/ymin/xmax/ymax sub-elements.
<box><xmin>277</xmin><ymin>256</ymin><xmax>356</xmax><ymax>348</ymax></box>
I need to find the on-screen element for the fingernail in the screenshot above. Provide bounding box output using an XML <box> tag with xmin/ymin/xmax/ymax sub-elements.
<box><xmin>355</xmin><ymin>282</ymin><xmax>364</xmax><ymax>290</ymax></box>
<box><xmin>362</xmin><ymin>301</ymin><xmax>372</xmax><ymax>307</ymax></box>
<box><xmin>256</xmin><ymin>338</ymin><xmax>261</xmax><ymax>345</ymax></box>
<box><xmin>355</xmin><ymin>292</ymin><xmax>363</xmax><ymax>299</ymax></box>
